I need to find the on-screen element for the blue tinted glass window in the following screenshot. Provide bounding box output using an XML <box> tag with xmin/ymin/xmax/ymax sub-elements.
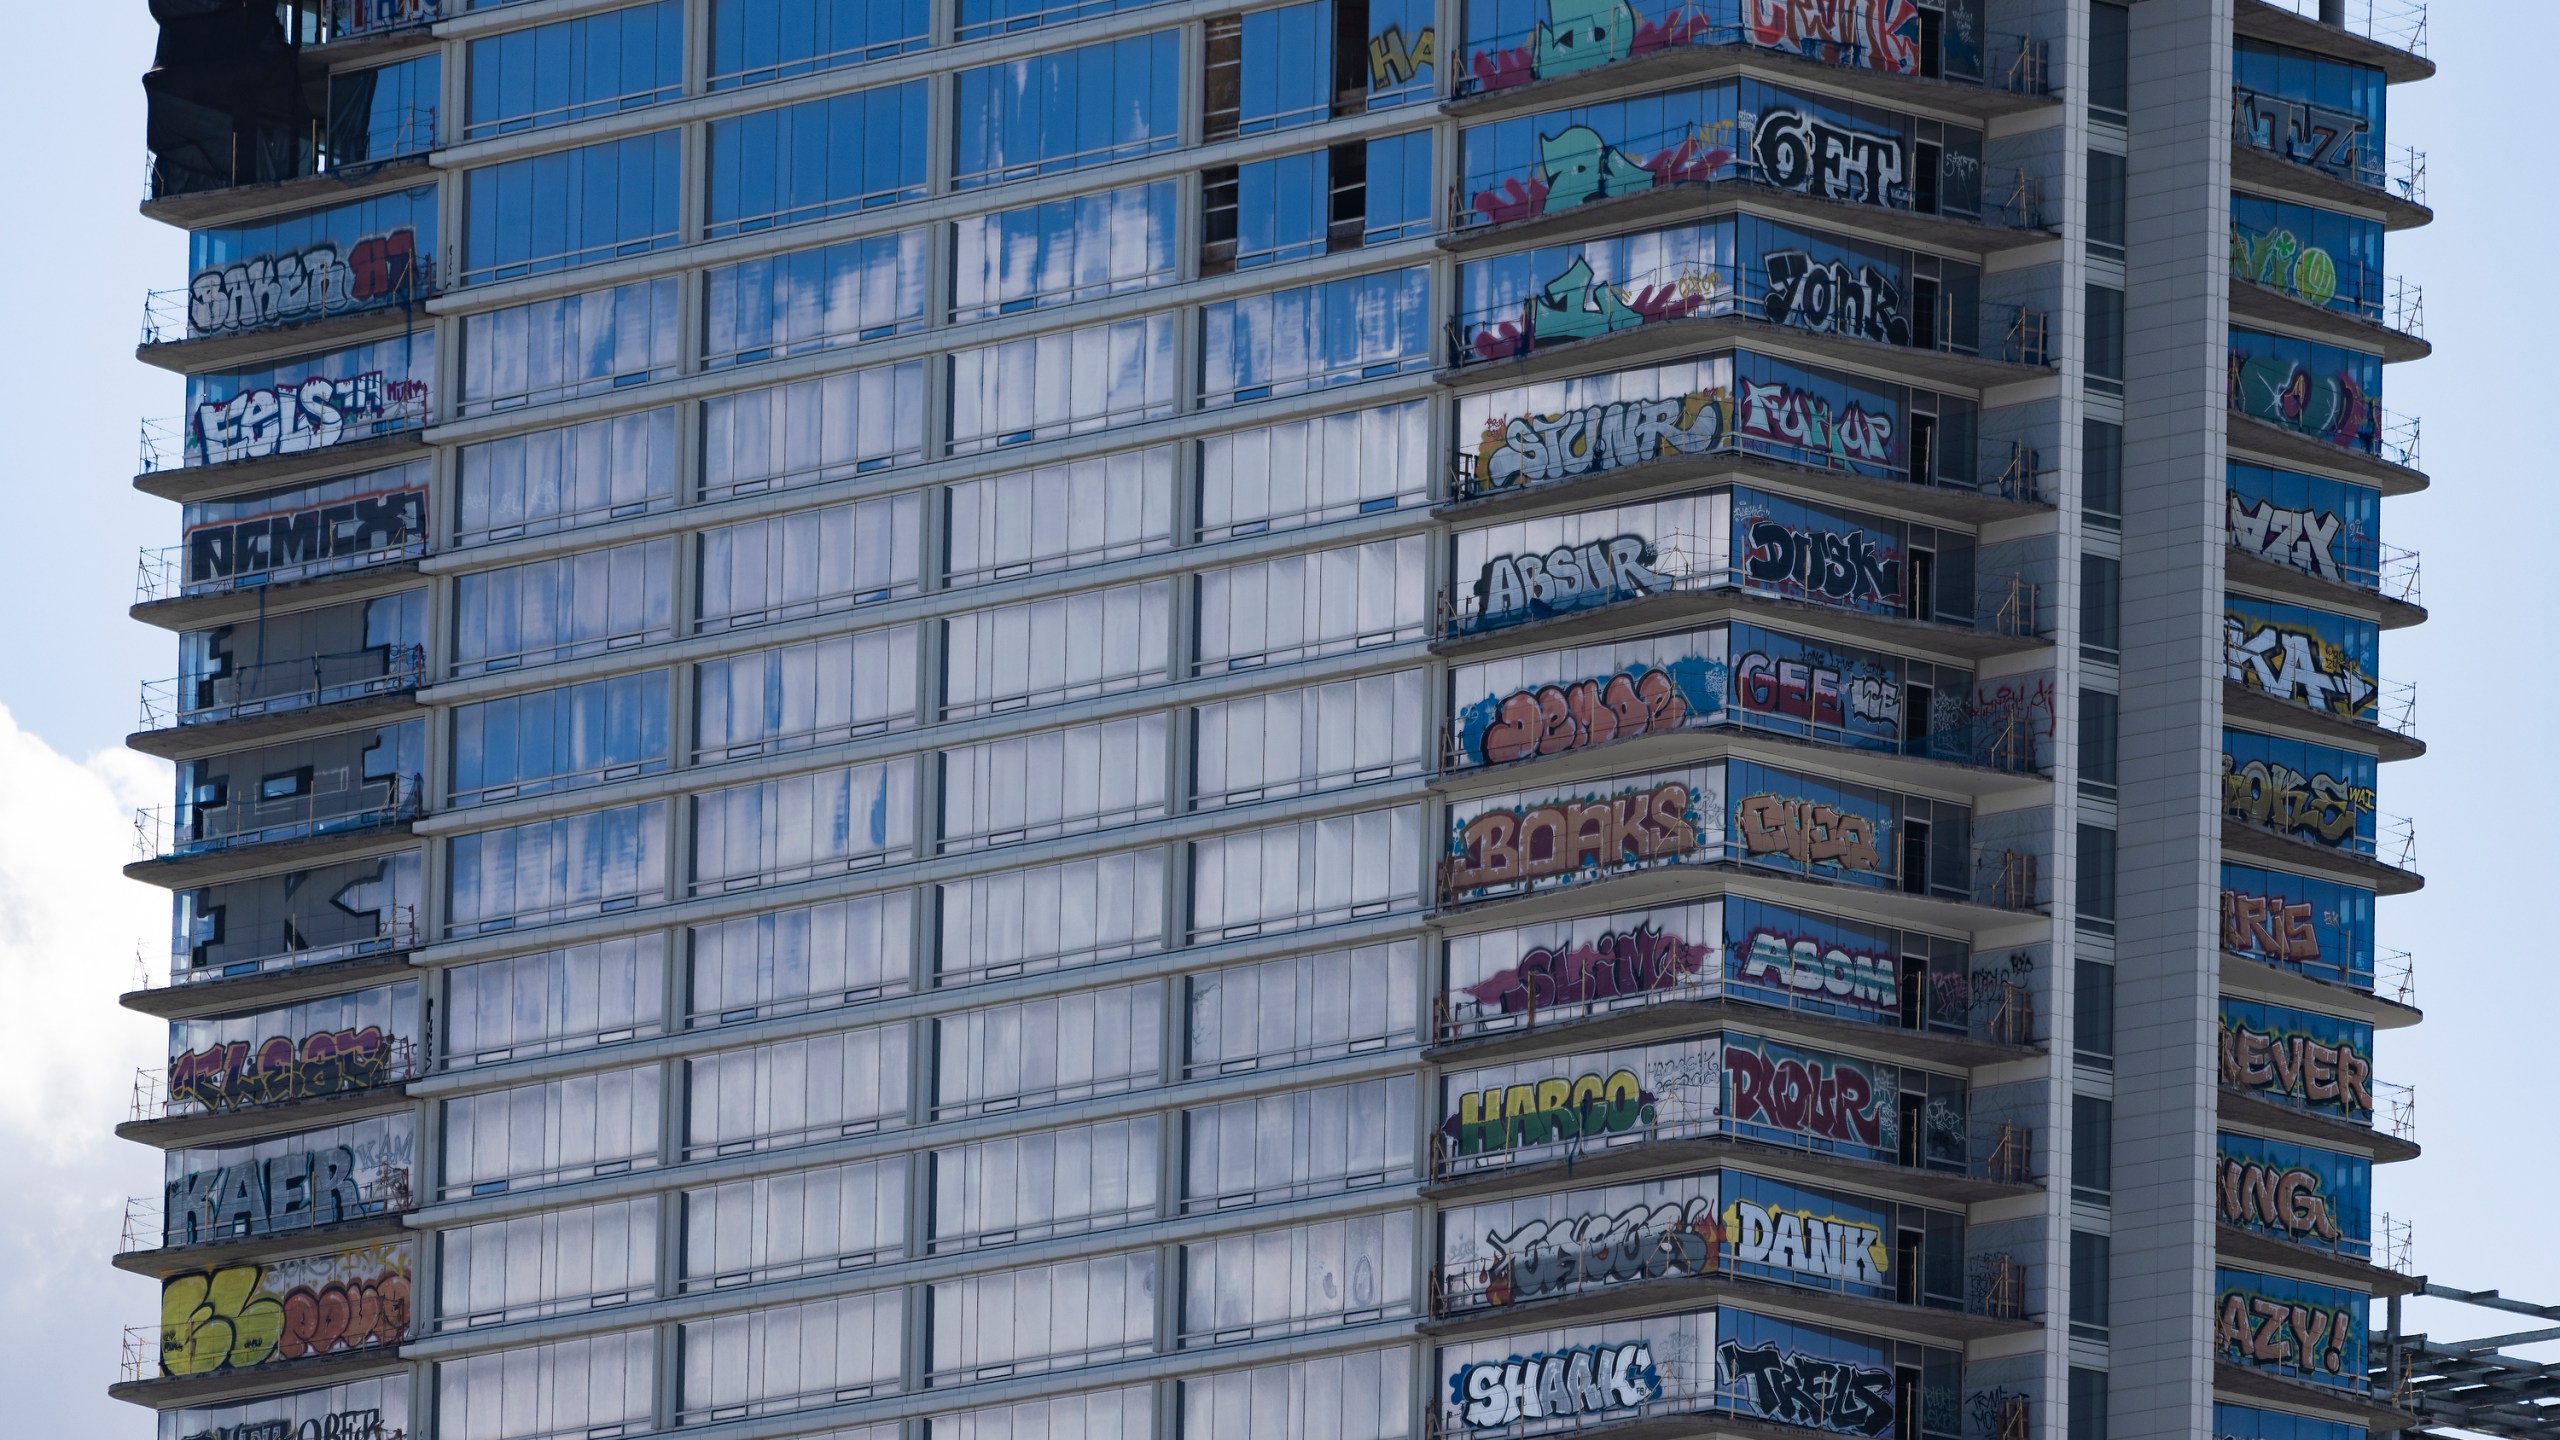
<box><xmin>182</xmin><ymin>187</ymin><xmax>437</xmax><ymax>339</ymax></box>
<box><xmin>2220</xmin><ymin>861</ymin><xmax>2374</xmax><ymax>986</ymax></box>
<box><xmin>1456</xmin><ymin>79</ymin><xmax>1743</xmax><ymax>226</ymax></box>
<box><xmin>2225</xmin><ymin>461</ymin><xmax>2383</xmax><ymax>588</ymax></box>
<box><xmin>706</xmin><ymin>82</ymin><xmax>930</xmax><ymax>237</ymax></box>
<box><xmin>330</xmin><ymin>55</ymin><xmax>442</xmax><ymax>164</ymax></box>
<box><xmin>2229</xmin><ymin>327</ymin><xmax>2384</xmax><ymax>452</ymax></box>
<box><xmin>1238</xmin><ymin>1</ymin><xmax>1332</xmax><ymax>135</ymax></box>
<box><xmin>1455</xmin><ymin>217</ymin><xmax>1733</xmax><ymax>362</ymax></box>
<box><xmin>452</xmin><ymin>671</ymin><xmax>672</xmax><ymax>806</ymax></box>
<box><xmin>463</xmin><ymin>131</ymin><xmax>681</xmax><ymax>283</ymax></box>
<box><xmin>1362</xmin><ymin>0</ymin><xmax>1435</xmax><ymax>107</ymax></box>
<box><xmin>952</xmin><ymin>32</ymin><xmax>1182</xmax><ymax>189</ymax></box>
<box><xmin>2234</xmin><ymin>38</ymin><xmax>2386</xmax><ymax>163</ymax></box>
<box><xmin>1202</xmin><ymin>266</ymin><xmax>1432</xmax><ymax>406</ymax></box>
<box><xmin>709</xmin><ymin>0</ymin><xmax>931</xmax><ymax>88</ymax></box>
<box><xmin>1363</xmin><ymin>130</ymin><xmax>1435</xmax><ymax>242</ymax></box>
<box><xmin>467</xmin><ymin>2</ymin><xmax>685</xmax><ymax>138</ymax></box>
<box><xmin>952</xmin><ymin>181</ymin><xmax>1180</xmax><ymax>320</ymax></box>
<box><xmin>706</xmin><ymin>230</ymin><xmax>931</xmax><ymax>369</ymax></box>
<box><xmin>1234</xmin><ymin>150</ymin><xmax>1332</xmax><ymax>268</ymax></box>
<box><xmin>958</xmin><ymin>0</ymin><xmax>1163</xmax><ymax>42</ymax></box>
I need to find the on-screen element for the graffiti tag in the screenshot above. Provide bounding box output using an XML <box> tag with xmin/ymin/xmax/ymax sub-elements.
<box><xmin>169</xmin><ymin>1027</ymin><xmax>397</xmax><ymax>1112</ymax></box>
<box><xmin>2224</xmin><ymin>615</ymin><xmax>2377</xmax><ymax>718</ymax></box>
<box><xmin>2219</xmin><ymin>889</ymin><xmax>2322</xmax><ymax>964</ymax></box>
<box><xmin>1717</xmin><ymin>1340</ymin><xmax>1897</xmax><ymax>1436</ymax></box>
<box><xmin>189</xmin><ymin>228</ymin><xmax>425</xmax><ymax>335</ymax></box>
<box><xmin>2232</xmin><ymin>88</ymin><xmax>2369</xmax><ymax>181</ymax></box>
<box><xmin>159</xmin><ymin>1243</ymin><xmax>412</xmax><ymax>1377</ymax></box>
<box><xmin>1453</xmin><ymin>1342</ymin><xmax>1662</xmax><ymax>1428</ymax></box>
<box><xmin>2216</xmin><ymin>1289</ymin><xmax>2358</xmax><ymax>1376</ymax></box>
<box><xmin>190</xmin><ymin>372</ymin><xmax>430</xmax><ymax>465</ymax></box>
<box><xmin>1448</xmin><ymin>780</ymin><xmax>1703</xmax><ymax>892</ymax></box>
<box><xmin>2219</xmin><ymin>1157</ymin><xmax>2343</xmax><ymax>1245</ymax></box>
<box><xmin>2219</xmin><ymin>1017</ymin><xmax>2372</xmax><ymax>1118</ymax></box>
<box><xmin>1368</xmin><ymin>22</ymin><xmax>1434</xmax><ymax>87</ymax></box>
<box><xmin>1475</xmin><ymin>388</ymin><xmax>1726</xmax><ymax>489</ymax></box>
<box><xmin>1448</xmin><ymin>1068</ymin><xmax>1658</xmax><ymax>1157</ymax></box>
<box><xmin>2222</xmin><ymin>755</ymin><xmax>2374</xmax><ymax>847</ymax></box>
<box><xmin>1725</xmin><ymin>1197</ymin><xmax>1889</xmax><ymax>1285</ymax></box>
<box><xmin>188</xmin><ymin>489</ymin><xmax>427</xmax><ymax>586</ymax></box>
<box><xmin>1762</xmin><ymin>249</ymin><xmax>1910</xmax><ymax>346</ymax></box>
<box><xmin>1751</xmin><ymin>106</ymin><xmax>1907</xmax><ymax>207</ymax></box>
<box><xmin>1746</xmin><ymin>0</ymin><xmax>1923</xmax><ymax>75</ymax></box>
<box><xmin>1725</xmin><ymin>1043</ymin><xmax>1888</xmax><ymax>1147</ymax></box>
<box><xmin>1462</xmin><ymin>922</ymin><xmax>1713</xmax><ymax>1016</ymax></box>
<box><xmin>1737</xmin><ymin>930</ymin><xmax>1899</xmax><ymax>1012</ymax></box>
<box><xmin>1734</xmin><ymin>380</ymin><xmax>1899</xmax><ymax>468</ymax></box>
<box><xmin>1473</xmin><ymin>535</ymin><xmax>1669</xmax><ymax>626</ymax></box>
<box><xmin>1482</xmin><ymin>1196</ymin><xmax>1721</xmax><ymax>1304</ymax></box>
<box><xmin>2226</xmin><ymin>494</ymin><xmax>2349</xmax><ymax>583</ymax></box>
<box><xmin>1467</xmin><ymin>663</ymin><xmax>1701</xmax><ymax>765</ymax></box>
<box><xmin>181</xmin><ymin>1411</ymin><xmax>400</xmax><ymax>1440</ymax></box>
<box><xmin>1736</xmin><ymin>649</ymin><xmax>1898</xmax><ymax>733</ymax></box>
<box><xmin>1736</xmin><ymin>792</ymin><xmax>1885</xmax><ymax>873</ymax></box>
<box><xmin>2230</xmin><ymin>222</ymin><xmax>2343</xmax><ymax>310</ymax></box>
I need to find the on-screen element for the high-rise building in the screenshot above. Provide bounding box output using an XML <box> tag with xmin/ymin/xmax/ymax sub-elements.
<box><xmin>113</xmin><ymin>2</ymin><xmax>2432</xmax><ymax>1439</ymax></box>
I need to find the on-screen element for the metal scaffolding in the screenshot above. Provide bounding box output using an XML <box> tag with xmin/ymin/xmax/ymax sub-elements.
<box><xmin>2384</xmin><ymin>1284</ymin><xmax>2560</xmax><ymax>1439</ymax></box>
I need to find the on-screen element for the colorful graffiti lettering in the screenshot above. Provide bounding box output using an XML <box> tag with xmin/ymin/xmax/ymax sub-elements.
<box><xmin>1746</xmin><ymin>0</ymin><xmax>1923</xmax><ymax>75</ymax></box>
<box><xmin>1751</xmin><ymin>106</ymin><xmax>1907</xmax><ymax>207</ymax></box>
<box><xmin>1448</xmin><ymin>1067</ymin><xmax>1659</xmax><ymax>1156</ymax></box>
<box><xmin>1482</xmin><ymin>1196</ymin><xmax>1722</xmax><ymax>1304</ymax></box>
<box><xmin>2215</xmin><ymin>1288</ymin><xmax>2359</xmax><ymax>1377</ymax></box>
<box><xmin>165</xmin><ymin>1142</ymin><xmax>408</xmax><ymax>1247</ymax></box>
<box><xmin>2218</xmin><ymin>1157</ymin><xmax>2343</xmax><ymax>1245</ymax></box>
<box><xmin>1737</xmin><ymin>930</ymin><xmax>1898</xmax><ymax>1012</ymax></box>
<box><xmin>1736</xmin><ymin>792</ymin><xmax>1884</xmax><ymax>873</ymax></box>
<box><xmin>1473</xmin><ymin>535</ymin><xmax>1670</xmax><ymax>627</ymax></box>
<box><xmin>2219</xmin><ymin>1017</ymin><xmax>2373</xmax><ymax>1119</ymax></box>
<box><xmin>2220</xmin><ymin>889</ymin><xmax>2322</xmax><ymax>964</ymax></box>
<box><xmin>188</xmin><ymin>488</ymin><xmax>428</xmax><ymax>586</ymax></box>
<box><xmin>1474</xmin><ymin>388</ymin><xmax>1728</xmax><ymax>489</ymax></box>
<box><xmin>2233</xmin><ymin>88</ymin><xmax>2368</xmax><ymax>181</ymax></box>
<box><xmin>2230</xmin><ymin>222</ymin><xmax>2342</xmax><ymax>310</ymax></box>
<box><xmin>1471</xmin><ymin>253</ymin><xmax>1719</xmax><ymax>360</ymax></box>
<box><xmin>1368</xmin><ymin>23</ymin><xmax>1435</xmax><ymax>87</ymax></box>
<box><xmin>1449</xmin><ymin>780</ymin><xmax>1703</xmax><ymax>891</ymax></box>
<box><xmin>2223</xmin><ymin>614</ymin><xmax>2377</xmax><ymax>719</ymax></box>
<box><xmin>1734</xmin><ymin>379</ymin><xmax>1899</xmax><ymax>468</ymax></box>
<box><xmin>1725</xmin><ymin>1198</ymin><xmax>1889</xmax><ymax>1285</ymax></box>
<box><xmin>169</xmin><ymin>1027</ymin><xmax>398</xmax><ymax>1112</ymax></box>
<box><xmin>2222</xmin><ymin>755</ymin><xmax>2374</xmax><ymax>847</ymax></box>
<box><xmin>1461</xmin><ymin>922</ymin><xmax>1715</xmax><ymax>1016</ymax></box>
<box><xmin>1465</xmin><ymin>0</ymin><xmax>1712</xmax><ymax>95</ymax></box>
<box><xmin>1460</xmin><ymin>656</ymin><xmax>1722</xmax><ymax>765</ymax></box>
<box><xmin>190</xmin><ymin>372</ymin><xmax>431</xmax><ymax>465</ymax></box>
<box><xmin>1761</xmin><ymin>249</ymin><xmax>1910</xmax><ymax>346</ymax></box>
<box><xmin>1453</xmin><ymin>1342</ymin><xmax>1662</xmax><ymax>1428</ymax></box>
<box><xmin>1471</xmin><ymin>121</ymin><xmax>1737</xmax><ymax>223</ymax></box>
<box><xmin>2229</xmin><ymin>348</ymin><xmax>2374</xmax><ymax>450</ymax></box>
<box><xmin>188</xmin><ymin>228</ymin><xmax>426</xmax><ymax>336</ymax></box>
<box><xmin>334</xmin><ymin>0</ymin><xmax>441</xmax><ymax>34</ymax></box>
<box><xmin>1725</xmin><ymin>1042</ymin><xmax>1888</xmax><ymax>1147</ymax></box>
<box><xmin>1736</xmin><ymin>649</ymin><xmax>1898</xmax><ymax>733</ymax></box>
<box><xmin>181</xmin><ymin>1410</ymin><xmax>400</xmax><ymax>1440</ymax></box>
<box><xmin>159</xmin><ymin>1242</ymin><xmax>412</xmax><ymax>1377</ymax></box>
<box><xmin>1717</xmin><ymin>1341</ymin><xmax>1897</xmax><ymax>1436</ymax></box>
<box><xmin>1974</xmin><ymin>676</ymin><xmax>2058</xmax><ymax>770</ymax></box>
<box><xmin>2226</xmin><ymin>493</ymin><xmax>2350</xmax><ymax>582</ymax></box>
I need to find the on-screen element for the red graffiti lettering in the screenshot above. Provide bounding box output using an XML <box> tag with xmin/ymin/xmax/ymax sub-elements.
<box><xmin>1462</xmin><ymin>923</ymin><xmax>1712</xmax><ymax>1015</ymax></box>
<box><xmin>168</xmin><ymin>1027</ymin><xmax>394</xmax><ymax>1112</ymax></box>
<box><xmin>1725</xmin><ymin>1045</ymin><xmax>1882</xmax><ymax>1147</ymax></box>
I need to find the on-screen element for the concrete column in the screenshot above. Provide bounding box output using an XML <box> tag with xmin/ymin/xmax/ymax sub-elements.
<box><xmin>2108</xmin><ymin>3</ymin><xmax>2233</xmax><ymax>1439</ymax></box>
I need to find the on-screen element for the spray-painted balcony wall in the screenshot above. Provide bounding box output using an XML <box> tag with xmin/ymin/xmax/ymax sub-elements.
<box><xmin>1453</xmin><ymin>212</ymin><xmax>1979</xmax><ymax>364</ymax></box>
<box><xmin>2223</xmin><ymin>595</ymin><xmax>2380</xmax><ymax>726</ymax></box>
<box><xmin>152</xmin><ymin>721</ymin><xmax>425</xmax><ymax>861</ymax></box>
<box><xmin>158</xmin><ymin>1112</ymin><xmax>416</xmax><ymax>1250</ymax></box>
<box><xmin>2222</xmin><ymin>728</ymin><xmax>2376</xmax><ymax>857</ymax></box>
<box><xmin>2217</xmin><ymin>1131</ymin><xmax>2371</xmax><ymax>1261</ymax></box>
<box><xmin>1434</xmin><ymin>1167</ymin><xmax>1972</xmax><ymax>1316</ymax></box>
<box><xmin>172</xmin><ymin>850</ymin><xmax>422</xmax><ymax>985</ymax></box>
<box><xmin>153</xmin><ymin>592</ymin><xmax>425</xmax><ymax>730</ymax></box>
<box><xmin>1446</xmin><ymin>619</ymin><xmax>2048</xmax><ymax>773</ymax></box>
<box><xmin>158</xmin><ymin>1380</ymin><xmax>408</xmax><ymax>1440</ymax></box>
<box><xmin>1455</xmin><ymin>351</ymin><xmax>1983</xmax><ymax>501</ymax></box>
<box><xmin>156</xmin><ymin>187</ymin><xmax>437</xmax><ymax>345</ymax></box>
<box><xmin>1439</xmin><ymin>758</ymin><xmax>1979</xmax><ymax>907</ymax></box>
<box><xmin>1454</xmin><ymin>78</ymin><xmax>1983</xmax><ymax>231</ymax></box>
<box><xmin>1438</xmin><ymin>1029</ymin><xmax>1971</xmax><ymax>1177</ymax></box>
<box><xmin>156</xmin><ymin>982</ymin><xmax>422</xmax><ymax>1120</ymax></box>
<box><xmin>2215</xmin><ymin>1266</ymin><xmax>2368</xmax><ymax>1391</ymax></box>
<box><xmin>138</xmin><ymin>462</ymin><xmax>430</xmax><ymax>607</ymax></box>
<box><xmin>2220</xmin><ymin>860</ymin><xmax>2373</xmax><ymax>992</ymax></box>
<box><xmin>1441</xmin><ymin>893</ymin><xmax>2027</xmax><ymax>1045</ymax></box>
<box><xmin>145</xmin><ymin>39</ymin><xmax>439</xmax><ymax>200</ymax></box>
<box><xmin>2219</xmin><ymin>997</ymin><xmax>2375</xmax><ymax>1127</ymax></box>
<box><xmin>148</xmin><ymin>1238</ymin><xmax>412</xmax><ymax>1381</ymax></box>
<box><xmin>1448</xmin><ymin>485</ymin><xmax>1983</xmax><ymax>634</ymax></box>
<box><xmin>1440</xmin><ymin>1305</ymin><xmax>1965</xmax><ymax>1438</ymax></box>
<box><xmin>1453</xmin><ymin>0</ymin><xmax>2016</xmax><ymax>98</ymax></box>
<box><xmin>2229</xmin><ymin>194</ymin><xmax>2386</xmax><ymax>323</ymax></box>
<box><xmin>2233</xmin><ymin>36</ymin><xmax>2388</xmax><ymax>188</ymax></box>
<box><xmin>2228</xmin><ymin>328</ymin><xmax>2386</xmax><ymax>455</ymax></box>
<box><xmin>2225</xmin><ymin>461</ymin><xmax>2393</xmax><ymax>591</ymax></box>
<box><xmin>171</xmin><ymin>334</ymin><xmax>435</xmax><ymax>470</ymax></box>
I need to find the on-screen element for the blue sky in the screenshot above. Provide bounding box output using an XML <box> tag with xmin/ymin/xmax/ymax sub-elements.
<box><xmin>0</xmin><ymin>2</ymin><xmax>2547</xmax><ymax>1433</ymax></box>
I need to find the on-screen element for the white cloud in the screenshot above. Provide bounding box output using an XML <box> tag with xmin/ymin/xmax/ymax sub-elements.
<box><xmin>0</xmin><ymin>705</ymin><xmax>173</xmax><ymax>1435</ymax></box>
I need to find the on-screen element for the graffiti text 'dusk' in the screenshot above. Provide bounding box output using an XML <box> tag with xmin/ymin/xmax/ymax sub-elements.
<box><xmin>1482</xmin><ymin>1196</ymin><xmax>1721</xmax><ymax>1304</ymax></box>
<box><xmin>1454</xmin><ymin>1342</ymin><xmax>1662</xmax><ymax>1428</ymax></box>
<box><xmin>1450</xmin><ymin>1067</ymin><xmax>1657</xmax><ymax>1156</ymax></box>
<box><xmin>1449</xmin><ymin>780</ymin><xmax>1701</xmax><ymax>891</ymax></box>
<box><xmin>1743</xmin><ymin>520</ymin><xmax>1902</xmax><ymax>604</ymax></box>
<box><xmin>1718</xmin><ymin>1340</ymin><xmax>1897</xmax><ymax>1437</ymax></box>
<box><xmin>1477</xmin><ymin>388</ymin><xmax>1726</xmax><ymax>489</ymax></box>
<box><xmin>1462</xmin><ymin>922</ymin><xmax>1712</xmax><ymax>1016</ymax></box>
